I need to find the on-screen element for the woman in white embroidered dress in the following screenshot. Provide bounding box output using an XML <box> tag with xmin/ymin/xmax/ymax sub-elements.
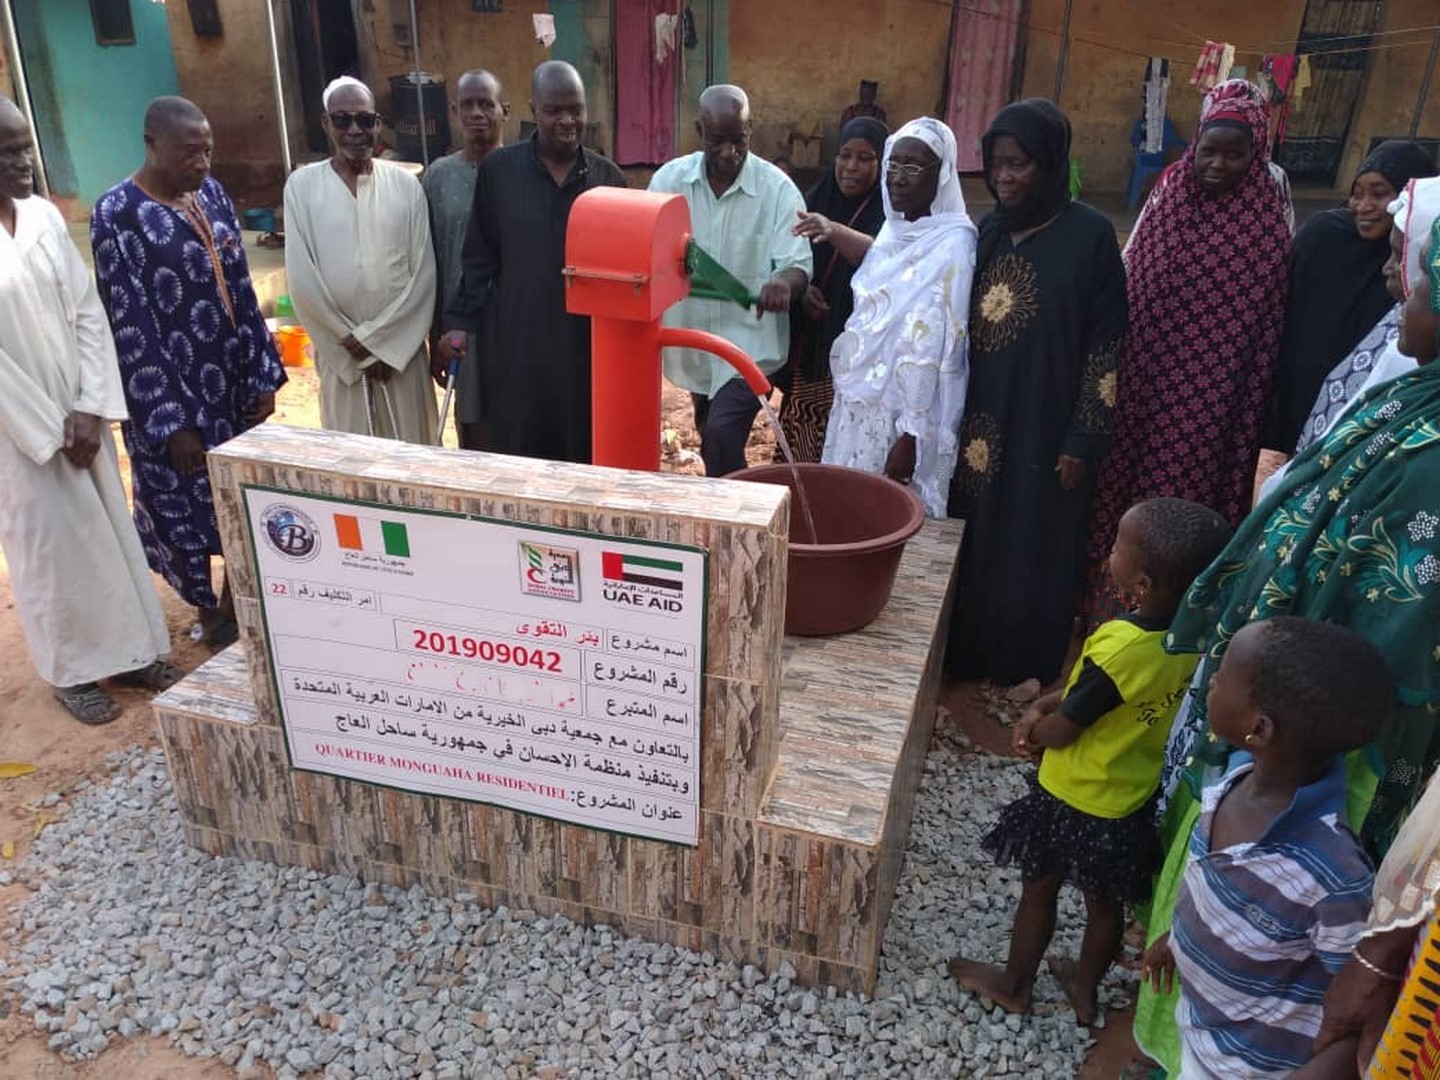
<box><xmin>818</xmin><ymin>117</ymin><xmax>976</xmax><ymax>517</ymax></box>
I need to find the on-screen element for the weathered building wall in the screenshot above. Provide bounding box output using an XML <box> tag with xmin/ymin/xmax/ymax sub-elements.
<box><xmin>142</xmin><ymin>0</ymin><xmax>1440</xmax><ymax>206</ymax></box>
<box><xmin>164</xmin><ymin>0</ymin><xmax>612</xmax><ymax>207</ymax></box>
<box><xmin>1338</xmin><ymin>0</ymin><xmax>1440</xmax><ymax>184</ymax></box>
<box><xmin>1018</xmin><ymin>0</ymin><xmax>1437</xmax><ymax>194</ymax></box>
<box><xmin>165</xmin><ymin>0</ymin><xmax>308</xmax><ymax>209</ymax></box>
<box><xmin>1018</xmin><ymin>0</ymin><xmax>1305</xmax><ymax>192</ymax></box>
<box><xmin>359</xmin><ymin>0</ymin><xmax>614</xmax><ymax>160</ymax></box>
<box><xmin>725</xmin><ymin>0</ymin><xmax>951</xmax><ymax>167</ymax></box>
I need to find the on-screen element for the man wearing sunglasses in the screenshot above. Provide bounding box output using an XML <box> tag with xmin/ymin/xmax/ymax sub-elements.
<box><xmin>441</xmin><ymin>60</ymin><xmax>624</xmax><ymax>463</ymax></box>
<box><xmin>284</xmin><ymin>76</ymin><xmax>439</xmax><ymax>444</ymax></box>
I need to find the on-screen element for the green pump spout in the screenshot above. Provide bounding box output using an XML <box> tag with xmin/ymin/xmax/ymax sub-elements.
<box><xmin>684</xmin><ymin>238</ymin><xmax>759</xmax><ymax>310</ymax></box>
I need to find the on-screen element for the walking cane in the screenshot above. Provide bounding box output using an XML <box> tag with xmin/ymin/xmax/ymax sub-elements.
<box><xmin>361</xmin><ymin>369</ymin><xmax>377</xmax><ymax>437</ymax></box>
<box><xmin>435</xmin><ymin>357</ymin><xmax>460</xmax><ymax>447</ymax></box>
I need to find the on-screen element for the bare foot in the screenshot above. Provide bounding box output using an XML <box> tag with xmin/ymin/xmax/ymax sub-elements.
<box><xmin>947</xmin><ymin>957</ymin><xmax>1031</xmax><ymax>1014</ymax></box>
<box><xmin>1046</xmin><ymin>955</ymin><xmax>1099</xmax><ymax>1026</ymax></box>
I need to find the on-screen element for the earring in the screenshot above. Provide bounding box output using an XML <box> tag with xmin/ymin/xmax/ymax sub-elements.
<box><xmin>1244</xmin><ymin>733</ymin><xmax>1256</xmax><ymax>745</ymax></box>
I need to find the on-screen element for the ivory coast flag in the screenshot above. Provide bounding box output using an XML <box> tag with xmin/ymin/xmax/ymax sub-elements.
<box><xmin>333</xmin><ymin>513</ymin><xmax>410</xmax><ymax>557</ymax></box>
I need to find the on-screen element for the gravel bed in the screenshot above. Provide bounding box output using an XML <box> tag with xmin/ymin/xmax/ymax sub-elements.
<box><xmin>1</xmin><ymin>743</ymin><xmax>1128</xmax><ymax>1078</ymax></box>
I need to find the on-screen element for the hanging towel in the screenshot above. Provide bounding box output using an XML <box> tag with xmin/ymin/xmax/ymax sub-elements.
<box><xmin>1190</xmin><ymin>42</ymin><xmax>1235</xmax><ymax>91</ymax></box>
<box><xmin>1291</xmin><ymin>55</ymin><xmax>1313</xmax><ymax>112</ymax></box>
<box><xmin>532</xmin><ymin>13</ymin><xmax>556</xmax><ymax>47</ymax></box>
<box><xmin>1144</xmin><ymin>57</ymin><xmax>1172</xmax><ymax>154</ymax></box>
<box><xmin>655</xmin><ymin>13</ymin><xmax>679</xmax><ymax>64</ymax></box>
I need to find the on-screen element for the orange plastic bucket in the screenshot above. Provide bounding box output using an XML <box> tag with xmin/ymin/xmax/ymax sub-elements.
<box><xmin>274</xmin><ymin>326</ymin><xmax>314</xmax><ymax>368</ymax></box>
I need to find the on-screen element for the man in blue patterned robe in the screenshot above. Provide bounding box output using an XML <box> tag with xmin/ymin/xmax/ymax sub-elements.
<box><xmin>91</xmin><ymin>97</ymin><xmax>285</xmax><ymax>647</ymax></box>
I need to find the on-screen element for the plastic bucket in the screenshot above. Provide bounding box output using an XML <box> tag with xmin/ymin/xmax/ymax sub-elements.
<box><xmin>274</xmin><ymin>325</ymin><xmax>314</xmax><ymax>368</ymax></box>
<box><xmin>730</xmin><ymin>463</ymin><xmax>926</xmax><ymax>636</ymax></box>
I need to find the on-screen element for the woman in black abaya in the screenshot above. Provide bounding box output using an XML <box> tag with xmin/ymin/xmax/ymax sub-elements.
<box><xmin>946</xmin><ymin>100</ymin><xmax>1127</xmax><ymax>687</ymax></box>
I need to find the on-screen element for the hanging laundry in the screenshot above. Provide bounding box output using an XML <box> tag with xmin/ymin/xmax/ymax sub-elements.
<box><xmin>1190</xmin><ymin>41</ymin><xmax>1236</xmax><ymax>91</ymax></box>
<box><xmin>532</xmin><ymin>12</ymin><xmax>556</xmax><ymax>48</ymax></box>
<box><xmin>1262</xmin><ymin>54</ymin><xmax>1298</xmax><ymax>102</ymax></box>
<box><xmin>1143</xmin><ymin>57</ymin><xmax>1171</xmax><ymax>154</ymax></box>
<box><xmin>1291</xmin><ymin>55</ymin><xmax>1313</xmax><ymax>112</ymax></box>
<box><xmin>1219</xmin><ymin>44</ymin><xmax>1235</xmax><ymax>84</ymax></box>
<box><xmin>655</xmin><ymin>12</ymin><xmax>679</xmax><ymax>64</ymax></box>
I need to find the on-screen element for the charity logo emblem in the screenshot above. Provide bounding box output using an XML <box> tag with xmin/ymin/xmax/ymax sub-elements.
<box><xmin>600</xmin><ymin>550</ymin><xmax>686</xmax><ymax>614</ymax></box>
<box><xmin>519</xmin><ymin>541</ymin><xmax>582</xmax><ymax>601</ymax></box>
<box><xmin>260</xmin><ymin>503</ymin><xmax>320</xmax><ymax>562</ymax></box>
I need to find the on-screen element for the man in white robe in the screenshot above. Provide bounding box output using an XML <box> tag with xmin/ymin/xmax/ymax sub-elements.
<box><xmin>284</xmin><ymin>76</ymin><xmax>438</xmax><ymax>443</ymax></box>
<box><xmin>0</xmin><ymin>98</ymin><xmax>173</xmax><ymax>724</ymax></box>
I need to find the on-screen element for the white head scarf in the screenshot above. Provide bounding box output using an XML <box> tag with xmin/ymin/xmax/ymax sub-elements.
<box><xmin>875</xmin><ymin>117</ymin><xmax>973</xmax><ymax>247</ymax></box>
<box><xmin>322</xmin><ymin>76</ymin><xmax>372</xmax><ymax>110</ymax></box>
<box><xmin>1389</xmin><ymin>177</ymin><xmax>1440</xmax><ymax>299</ymax></box>
<box><xmin>825</xmin><ymin>116</ymin><xmax>977</xmax><ymax>518</ymax></box>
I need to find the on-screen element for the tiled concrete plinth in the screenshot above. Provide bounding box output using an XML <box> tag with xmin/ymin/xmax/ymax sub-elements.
<box><xmin>155</xmin><ymin>426</ymin><xmax>962</xmax><ymax>993</ymax></box>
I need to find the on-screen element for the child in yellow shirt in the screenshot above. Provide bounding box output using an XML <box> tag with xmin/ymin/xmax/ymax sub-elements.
<box><xmin>949</xmin><ymin>497</ymin><xmax>1231</xmax><ymax>1026</ymax></box>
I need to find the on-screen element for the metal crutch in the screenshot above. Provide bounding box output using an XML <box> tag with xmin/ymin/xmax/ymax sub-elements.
<box><xmin>378</xmin><ymin>379</ymin><xmax>401</xmax><ymax>439</ymax></box>
<box><xmin>361</xmin><ymin>369</ymin><xmax>377</xmax><ymax>437</ymax></box>
<box><xmin>435</xmin><ymin>357</ymin><xmax>460</xmax><ymax>447</ymax></box>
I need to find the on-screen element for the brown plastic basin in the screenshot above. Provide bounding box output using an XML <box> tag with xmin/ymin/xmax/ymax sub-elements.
<box><xmin>730</xmin><ymin>463</ymin><xmax>926</xmax><ymax>636</ymax></box>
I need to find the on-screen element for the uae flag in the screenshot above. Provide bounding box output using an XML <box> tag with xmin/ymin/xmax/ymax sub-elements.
<box><xmin>333</xmin><ymin>513</ymin><xmax>410</xmax><ymax>557</ymax></box>
<box><xmin>602</xmin><ymin>551</ymin><xmax>682</xmax><ymax>591</ymax></box>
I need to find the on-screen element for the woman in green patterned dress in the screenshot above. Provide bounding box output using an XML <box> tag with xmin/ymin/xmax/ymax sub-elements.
<box><xmin>1129</xmin><ymin>180</ymin><xmax>1440</xmax><ymax>1077</ymax></box>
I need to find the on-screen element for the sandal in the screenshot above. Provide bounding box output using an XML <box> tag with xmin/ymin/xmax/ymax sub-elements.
<box><xmin>1119</xmin><ymin>1056</ymin><xmax>1165</xmax><ymax>1080</ymax></box>
<box><xmin>53</xmin><ymin>683</ymin><xmax>121</xmax><ymax>726</ymax></box>
<box><xmin>204</xmin><ymin>619</ymin><xmax>239</xmax><ymax>650</ymax></box>
<box><xmin>110</xmin><ymin>660</ymin><xmax>184</xmax><ymax>691</ymax></box>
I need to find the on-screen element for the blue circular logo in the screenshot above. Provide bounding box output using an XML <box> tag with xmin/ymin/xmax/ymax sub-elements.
<box><xmin>261</xmin><ymin>504</ymin><xmax>319</xmax><ymax>562</ymax></box>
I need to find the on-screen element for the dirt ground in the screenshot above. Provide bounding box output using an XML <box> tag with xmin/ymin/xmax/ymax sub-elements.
<box><xmin>0</xmin><ymin>369</ymin><xmax>1134</xmax><ymax>1078</ymax></box>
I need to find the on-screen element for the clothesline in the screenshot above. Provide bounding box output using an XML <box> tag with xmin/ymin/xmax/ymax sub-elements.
<box><xmin>1164</xmin><ymin>14</ymin><xmax>1440</xmax><ymax>55</ymax></box>
<box><xmin>923</xmin><ymin>0</ymin><xmax>1439</xmax><ymax>66</ymax></box>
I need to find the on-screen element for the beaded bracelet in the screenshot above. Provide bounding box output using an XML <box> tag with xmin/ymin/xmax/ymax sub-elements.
<box><xmin>1353</xmin><ymin>947</ymin><xmax>1403</xmax><ymax>982</ymax></box>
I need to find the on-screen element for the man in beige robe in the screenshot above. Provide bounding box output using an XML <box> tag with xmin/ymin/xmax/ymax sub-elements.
<box><xmin>0</xmin><ymin>98</ymin><xmax>173</xmax><ymax>724</ymax></box>
<box><xmin>284</xmin><ymin>76</ymin><xmax>438</xmax><ymax>443</ymax></box>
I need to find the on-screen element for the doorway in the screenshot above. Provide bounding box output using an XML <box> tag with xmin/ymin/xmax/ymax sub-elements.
<box><xmin>289</xmin><ymin>0</ymin><xmax>361</xmax><ymax>154</ymax></box>
<box><xmin>612</xmin><ymin>0</ymin><xmax>679</xmax><ymax>165</ymax></box>
<box><xmin>11</xmin><ymin>0</ymin><xmax>180</xmax><ymax>206</ymax></box>
<box><xmin>1273</xmin><ymin>0</ymin><xmax>1384</xmax><ymax>186</ymax></box>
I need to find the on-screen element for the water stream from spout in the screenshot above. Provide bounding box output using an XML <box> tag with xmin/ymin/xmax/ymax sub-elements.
<box><xmin>757</xmin><ymin>395</ymin><xmax>819</xmax><ymax>545</ymax></box>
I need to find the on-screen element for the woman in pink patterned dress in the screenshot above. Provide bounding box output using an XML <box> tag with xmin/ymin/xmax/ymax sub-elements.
<box><xmin>1085</xmin><ymin>82</ymin><xmax>1290</xmax><ymax>616</ymax></box>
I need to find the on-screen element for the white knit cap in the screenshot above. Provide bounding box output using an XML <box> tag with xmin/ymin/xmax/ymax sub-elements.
<box><xmin>322</xmin><ymin>76</ymin><xmax>371</xmax><ymax>110</ymax></box>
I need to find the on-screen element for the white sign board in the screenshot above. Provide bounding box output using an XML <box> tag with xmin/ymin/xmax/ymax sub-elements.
<box><xmin>242</xmin><ymin>487</ymin><xmax>706</xmax><ymax>845</ymax></box>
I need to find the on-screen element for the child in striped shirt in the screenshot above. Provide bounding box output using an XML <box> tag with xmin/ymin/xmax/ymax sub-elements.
<box><xmin>1141</xmin><ymin>617</ymin><xmax>1392</xmax><ymax>1078</ymax></box>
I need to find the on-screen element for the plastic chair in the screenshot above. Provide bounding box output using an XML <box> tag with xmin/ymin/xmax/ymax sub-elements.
<box><xmin>1126</xmin><ymin>117</ymin><xmax>1188</xmax><ymax>210</ymax></box>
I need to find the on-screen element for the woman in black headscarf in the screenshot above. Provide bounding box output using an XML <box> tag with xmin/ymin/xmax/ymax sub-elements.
<box><xmin>780</xmin><ymin>116</ymin><xmax>888</xmax><ymax>461</ymax></box>
<box><xmin>946</xmin><ymin>99</ymin><xmax>1128</xmax><ymax>688</ymax></box>
<box><xmin>1265</xmin><ymin>139</ymin><xmax>1436</xmax><ymax>454</ymax></box>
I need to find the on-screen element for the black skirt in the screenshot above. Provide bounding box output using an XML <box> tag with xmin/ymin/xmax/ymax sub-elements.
<box><xmin>982</xmin><ymin>774</ymin><xmax>1162</xmax><ymax>905</ymax></box>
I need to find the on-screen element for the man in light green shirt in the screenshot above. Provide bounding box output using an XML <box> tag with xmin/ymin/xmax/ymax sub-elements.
<box><xmin>649</xmin><ymin>85</ymin><xmax>811</xmax><ymax>476</ymax></box>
